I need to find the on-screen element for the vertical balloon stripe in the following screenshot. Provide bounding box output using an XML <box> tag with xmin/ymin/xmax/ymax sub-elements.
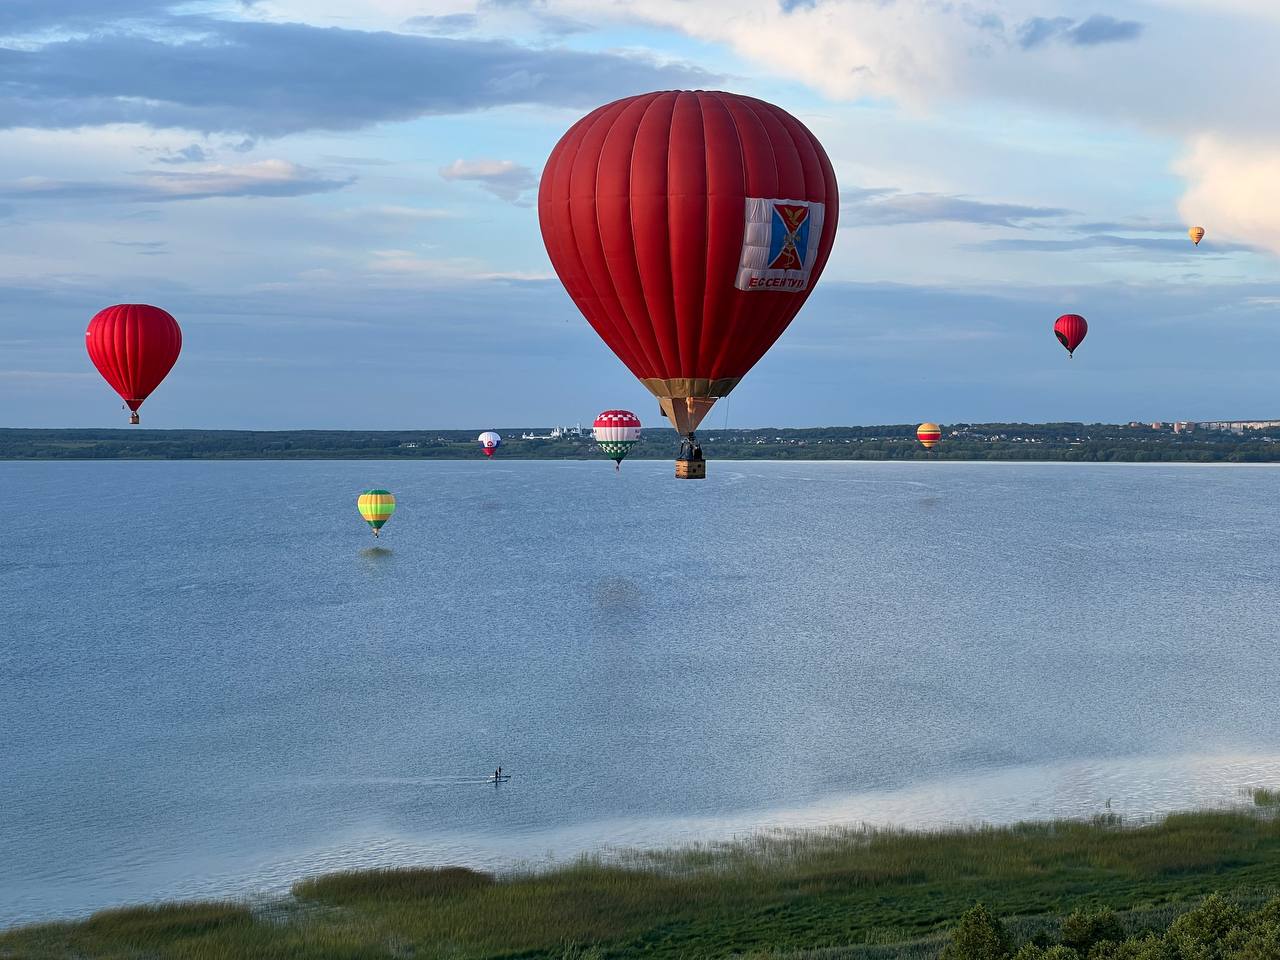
<box><xmin>696</xmin><ymin>92</ymin><xmax>746</xmax><ymax>377</ymax></box>
<box><xmin>631</xmin><ymin>93</ymin><xmax>680</xmax><ymax>377</ymax></box>
<box><xmin>542</xmin><ymin>104</ymin><xmax>640</xmax><ymax>376</ymax></box>
<box><xmin>588</xmin><ymin>99</ymin><xmax>669</xmax><ymax>377</ymax></box>
<box><xmin>594</xmin><ymin>95</ymin><xmax>666</xmax><ymax>378</ymax></box>
<box><xmin>668</xmin><ymin>91</ymin><xmax>708</xmax><ymax>376</ymax></box>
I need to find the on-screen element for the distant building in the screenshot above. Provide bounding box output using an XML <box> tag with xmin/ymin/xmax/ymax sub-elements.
<box><xmin>521</xmin><ymin>423</ymin><xmax>589</xmax><ymax>440</ymax></box>
<box><xmin>1150</xmin><ymin>421</ymin><xmax>1164</xmax><ymax>430</ymax></box>
<box><xmin>1200</xmin><ymin>419</ymin><xmax>1280</xmax><ymax>434</ymax></box>
<box><xmin>1172</xmin><ymin>422</ymin><xmax>1195</xmax><ymax>434</ymax></box>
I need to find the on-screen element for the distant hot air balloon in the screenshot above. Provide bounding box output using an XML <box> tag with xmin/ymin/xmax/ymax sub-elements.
<box><xmin>1053</xmin><ymin>314</ymin><xmax>1088</xmax><ymax>358</ymax></box>
<box><xmin>357</xmin><ymin>489</ymin><xmax>396</xmax><ymax>537</ymax></box>
<box><xmin>593</xmin><ymin>410</ymin><xmax>642</xmax><ymax>470</ymax></box>
<box><xmin>478</xmin><ymin>431</ymin><xmax>502</xmax><ymax>457</ymax></box>
<box><xmin>85</xmin><ymin>304</ymin><xmax>182</xmax><ymax>424</ymax></box>
<box><xmin>539</xmin><ymin>90</ymin><xmax>838</xmax><ymax>479</ymax></box>
<box><xmin>1189</xmin><ymin>226</ymin><xmax>1205</xmax><ymax>246</ymax></box>
<box><xmin>917</xmin><ymin>423</ymin><xmax>942</xmax><ymax>449</ymax></box>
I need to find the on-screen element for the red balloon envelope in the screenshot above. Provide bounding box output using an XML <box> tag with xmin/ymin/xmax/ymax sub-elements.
<box><xmin>539</xmin><ymin>90</ymin><xmax>839</xmax><ymax>436</ymax></box>
<box><xmin>85</xmin><ymin>304</ymin><xmax>182</xmax><ymax>423</ymax></box>
<box><xmin>1054</xmin><ymin>314</ymin><xmax>1087</xmax><ymax>358</ymax></box>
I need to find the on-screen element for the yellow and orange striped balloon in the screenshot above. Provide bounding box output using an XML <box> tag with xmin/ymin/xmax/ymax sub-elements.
<box><xmin>916</xmin><ymin>423</ymin><xmax>942</xmax><ymax>449</ymax></box>
<box><xmin>1189</xmin><ymin>226</ymin><xmax>1205</xmax><ymax>246</ymax></box>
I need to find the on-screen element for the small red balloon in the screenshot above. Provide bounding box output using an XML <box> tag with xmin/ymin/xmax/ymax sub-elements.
<box><xmin>85</xmin><ymin>304</ymin><xmax>182</xmax><ymax>423</ymax></box>
<box><xmin>1054</xmin><ymin>314</ymin><xmax>1087</xmax><ymax>358</ymax></box>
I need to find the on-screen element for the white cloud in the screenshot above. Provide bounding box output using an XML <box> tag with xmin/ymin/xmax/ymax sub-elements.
<box><xmin>1176</xmin><ymin>136</ymin><xmax>1280</xmax><ymax>255</ymax></box>
<box><xmin>439</xmin><ymin>158</ymin><xmax>537</xmax><ymax>203</ymax></box>
<box><xmin>534</xmin><ymin>0</ymin><xmax>1280</xmax><ymax>257</ymax></box>
<box><xmin>0</xmin><ymin>160</ymin><xmax>354</xmax><ymax>203</ymax></box>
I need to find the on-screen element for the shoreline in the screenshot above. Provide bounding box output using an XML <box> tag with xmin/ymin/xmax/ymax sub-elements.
<box><xmin>4</xmin><ymin>793</ymin><xmax>1279</xmax><ymax>957</ymax></box>
<box><xmin>7</xmin><ymin>752</ymin><xmax>1280</xmax><ymax>932</ymax></box>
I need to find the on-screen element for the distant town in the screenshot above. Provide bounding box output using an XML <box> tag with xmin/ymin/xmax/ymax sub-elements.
<box><xmin>4</xmin><ymin>419</ymin><xmax>1280</xmax><ymax>461</ymax></box>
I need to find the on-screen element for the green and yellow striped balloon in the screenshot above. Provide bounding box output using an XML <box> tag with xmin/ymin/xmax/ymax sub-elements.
<box><xmin>357</xmin><ymin>489</ymin><xmax>396</xmax><ymax>537</ymax></box>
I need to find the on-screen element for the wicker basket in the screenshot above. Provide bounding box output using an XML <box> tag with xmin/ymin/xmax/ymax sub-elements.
<box><xmin>675</xmin><ymin>458</ymin><xmax>707</xmax><ymax>480</ymax></box>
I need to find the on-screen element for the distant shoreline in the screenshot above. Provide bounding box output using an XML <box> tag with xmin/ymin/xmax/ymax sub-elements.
<box><xmin>3</xmin><ymin>424</ymin><xmax>1280</xmax><ymax>462</ymax></box>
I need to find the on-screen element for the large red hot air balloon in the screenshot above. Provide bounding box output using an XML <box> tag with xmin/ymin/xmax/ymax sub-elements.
<box><xmin>1053</xmin><ymin>314</ymin><xmax>1087</xmax><ymax>359</ymax></box>
<box><xmin>539</xmin><ymin>90</ymin><xmax>838</xmax><ymax>477</ymax></box>
<box><xmin>85</xmin><ymin>304</ymin><xmax>182</xmax><ymax>423</ymax></box>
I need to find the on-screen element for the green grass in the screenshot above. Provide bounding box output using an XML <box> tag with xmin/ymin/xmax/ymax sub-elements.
<box><xmin>5</xmin><ymin>808</ymin><xmax>1280</xmax><ymax>959</ymax></box>
<box><xmin>1252</xmin><ymin>787</ymin><xmax>1280</xmax><ymax>807</ymax></box>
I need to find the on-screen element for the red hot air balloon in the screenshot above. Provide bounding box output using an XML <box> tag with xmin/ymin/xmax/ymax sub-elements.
<box><xmin>539</xmin><ymin>90</ymin><xmax>839</xmax><ymax>478</ymax></box>
<box><xmin>85</xmin><ymin>304</ymin><xmax>182</xmax><ymax>423</ymax></box>
<box><xmin>1053</xmin><ymin>314</ymin><xmax>1087</xmax><ymax>358</ymax></box>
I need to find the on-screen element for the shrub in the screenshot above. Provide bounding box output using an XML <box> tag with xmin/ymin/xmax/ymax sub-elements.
<box><xmin>1061</xmin><ymin>908</ymin><xmax>1126</xmax><ymax>955</ymax></box>
<box><xmin>1165</xmin><ymin>894</ymin><xmax>1246</xmax><ymax>960</ymax></box>
<box><xmin>942</xmin><ymin>903</ymin><xmax>1013</xmax><ymax>960</ymax></box>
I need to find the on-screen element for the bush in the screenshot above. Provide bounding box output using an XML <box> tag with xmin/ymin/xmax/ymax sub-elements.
<box><xmin>1166</xmin><ymin>894</ymin><xmax>1246</xmax><ymax>959</ymax></box>
<box><xmin>1061</xmin><ymin>908</ymin><xmax>1126</xmax><ymax>955</ymax></box>
<box><xmin>942</xmin><ymin>903</ymin><xmax>1013</xmax><ymax>960</ymax></box>
<box><xmin>1014</xmin><ymin>946</ymin><xmax>1081</xmax><ymax>960</ymax></box>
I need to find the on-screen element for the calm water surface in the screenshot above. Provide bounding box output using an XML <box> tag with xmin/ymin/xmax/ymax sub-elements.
<box><xmin>4</xmin><ymin>460</ymin><xmax>1280</xmax><ymax>926</ymax></box>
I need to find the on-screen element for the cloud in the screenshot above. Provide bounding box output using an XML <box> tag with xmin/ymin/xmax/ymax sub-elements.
<box><xmin>440</xmin><ymin>158</ymin><xmax>537</xmax><ymax>203</ymax></box>
<box><xmin>401</xmin><ymin>13</ymin><xmax>479</xmax><ymax>35</ymax></box>
<box><xmin>156</xmin><ymin>143</ymin><xmax>211</xmax><ymax>165</ymax></box>
<box><xmin>978</xmin><ymin>233</ymin><xmax>1255</xmax><ymax>256</ymax></box>
<box><xmin>0</xmin><ymin>18</ymin><xmax>716</xmax><ymax>137</ymax></box>
<box><xmin>1017</xmin><ymin>14</ymin><xmax>1143</xmax><ymax>49</ymax></box>
<box><xmin>0</xmin><ymin>0</ymin><xmax>172</xmax><ymax>34</ymax></box>
<box><xmin>105</xmin><ymin>239</ymin><xmax>169</xmax><ymax>254</ymax></box>
<box><xmin>841</xmin><ymin>188</ymin><xmax>1070</xmax><ymax>228</ymax></box>
<box><xmin>0</xmin><ymin>160</ymin><xmax>354</xmax><ymax>203</ymax></box>
<box><xmin>1068</xmin><ymin>14</ymin><xmax>1144</xmax><ymax>46</ymax></box>
<box><xmin>1176</xmin><ymin>136</ymin><xmax>1280</xmax><ymax>256</ymax></box>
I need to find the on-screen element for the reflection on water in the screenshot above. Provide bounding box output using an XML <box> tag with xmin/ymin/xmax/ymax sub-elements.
<box><xmin>3</xmin><ymin>460</ymin><xmax>1280</xmax><ymax>926</ymax></box>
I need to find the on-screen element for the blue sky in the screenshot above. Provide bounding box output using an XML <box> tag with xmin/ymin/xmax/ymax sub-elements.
<box><xmin>3</xmin><ymin>0</ymin><xmax>1280</xmax><ymax>428</ymax></box>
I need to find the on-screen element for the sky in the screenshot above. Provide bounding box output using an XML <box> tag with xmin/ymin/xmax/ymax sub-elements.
<box><xmin>3</xmin><ymin>0</ymin><xmax>1280</xmax><ymax>429</ymax></box>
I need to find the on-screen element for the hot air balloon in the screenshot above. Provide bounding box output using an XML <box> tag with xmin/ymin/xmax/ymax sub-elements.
<box><xmin>917</xmin><ymin>423</ymin><xmax>941</xmax><ymax>449</ymax></box>
<box><xmin>593</xmin><ymin>410</ymin><xmax>642</xmax><ymax>470</ymax></box>
<box><xmin>357</xmin><ymin>489</ymin><xmax>396</xmax><ymax>537</ymax></box>
<box><xmin>478</xmin><ymin>431</ymin><xmax>502</xmax><ymax>457</ymax></box>
<box><xmin>539</xmin><ymin>91</ymin><xmax>839</xmax><ymax>479</ymax></box>
<box><xmin>1189</xmin><ymin>226</ymin><xmax>1205</xmax><ymax>246</ymax></box>
<box><xmin>85</xmin><ymin>304</ymin><xmax>182</xmax><ymax>424</ymax></box>
<box><xmin>1054</xmin><ymin>314</ymin><xmax>1088</xmax><ymax>358</ymax></box>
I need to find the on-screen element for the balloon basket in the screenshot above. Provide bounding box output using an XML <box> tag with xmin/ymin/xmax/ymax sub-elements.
<box><xmin>675</xmin><ymin>458</ymin><xmax>706</xmax><ymax>480</ymax></box>
<box><xmin>129</xmin><ymin>412</ymin><xmax>140</xmax><ymax>425</ymax></box>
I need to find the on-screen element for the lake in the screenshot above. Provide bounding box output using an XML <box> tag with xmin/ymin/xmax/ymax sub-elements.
<box><xmin>4</xmin><ymin>459</ymin><xmax>1280</xmax><ymax>927</ymax></box>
